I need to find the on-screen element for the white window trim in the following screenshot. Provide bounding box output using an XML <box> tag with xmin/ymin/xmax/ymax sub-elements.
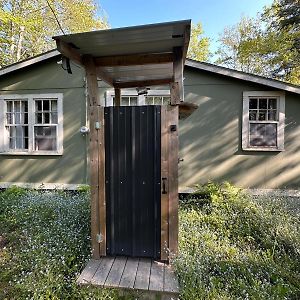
<box><xmin>105</xmin><ymin>89</ymin><xmax>170</xmax><ymax>106</ymax></box>
<box><xmin>242</xmin><ymin>91</ymin><xmax>285</xmax><ymax>152</ymax></box>
<box><xmin>0</xmin><ymin>93</ymin><xmax>63</xmax><ymax>155</ymax></box>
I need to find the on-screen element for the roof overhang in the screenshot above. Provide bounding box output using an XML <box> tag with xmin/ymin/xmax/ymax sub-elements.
<box><xmin>53</xmin><ymin>20</ymin><xmax>191</xmax><ymax>88</ymax></box>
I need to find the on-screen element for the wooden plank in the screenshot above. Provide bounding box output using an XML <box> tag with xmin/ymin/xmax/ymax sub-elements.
<box><xmin>182</xmin><ymin>24</ymin><xmax>191</xmax><ymax>63</ymax></box>
<box><xmin>94</xmin><ymin>52</ymin><xmax>174</xmax><ymax>66</ymax></box>
<box><xmin>163</xmin><ymin>265</ymin><xmax>179</xmax><ymax>293</ymax></box>
<box><xmin>77</xmin><ymin>259</ymin><xmax>101</xmax><ymax>285</ymax></box>
<box><xmin>119</xmin><ymin>258</ymin><xmax>139</xmax><ymax>289</ymax></box>
<box><xmin>160</xmin><ymin>106</ymin><xmax>169</xmax><ymax>261</ymax></box>
<box><xmin>114</xmin><ymin>88</ymin><xmax>121</xmax><ymax>106</ymax></box>
<box><xmin>98</xmin><ymin>106</ymin><xmax>106</xmax><ymax>256</ymax></box>
<box><xmin>149</xmin><ymin>261</ymin><xmax>164</xmax><ymax>292</ymax></box>
<box><xmin>96</xmin><ymin>66</ymin><xmax>114</xmax><ymax>86</ymax></box>
<box><xmin>173</xmin><ymin>46</ymin><xmax>184</xmax><ymax>103</ymax></box>
<box><xmin>167</xmin><ymin>106</ymin><xmax>179</xmax><ymax>258</ymax></box>
<box><xmin>134</xmin><ymin>258</ymin><xmax>152</xmax><ymax>290</ymax></box>
<box><xmin>90</xmin><ymin>256</ymin><xmax>115</xmax><ymax>286</ymax></box>
<box><xmin>170</xmin><ymin>82</ymin><xmax>180</xmax><ymax>105</ymax></box>
<box><xmin>55</xmin><ymin>39</ymin><xmax>82</xmax><ymax>66</ymax></box>
<box><xmin>114</xmin><ymin>78</ymin><xmax>173</xmax><ymax>89</ymax></box>
<box><xmin>105</xmin><ymin>256</ymin><xmax>127</xmax><ymax>288</ymax></box>
<box><xmin>82</xmin><ymin>55</ymin><xmax>101</xmax><ymax>259</ymax></box>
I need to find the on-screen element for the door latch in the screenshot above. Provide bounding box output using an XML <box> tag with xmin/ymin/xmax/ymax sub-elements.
<box><xmin>162</xmin><ymin>177</ymin><xmax>168</xmax><ymax>194</ymax></box>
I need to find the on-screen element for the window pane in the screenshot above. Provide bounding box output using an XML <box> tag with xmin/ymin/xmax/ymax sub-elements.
<box><xmin>8</xmin><ymin>126</ymin><xmax>28</xmax><ymax>150</ymax></box>
<box><xmin>249</xmin><ymin>123</ymin><xmax>277</xmax><ymax>147</ymax></box>
<box><xmin>249</xmin><ymin>98</ymin><xmax>257</xmax><ymax>109</ymax></box>
<box><xmin>268</xmin><ymin>111</ymin><xmax>277</xmax><ymax>121</ymax></box>
<box><xmin>44</xmin><ymin>112</ymin><xmax>50</xmax><ymax>123</ymax></box>
<box><xmin>6</xmin><ymin>113</ymin><xmax>13</xmax><ymax>124</ymax></box>
<box><xmin>51</xmin><ymin>112</ymin><xmax>58</xmax><ymax>124</ymax></box>
<box><xmin>259</xmin><ymin>98</ymin><xmax>267</xmax><ymax>109</ymax></box>
<box><xmin>43</xmin><ymin>100</ymin><xmax>50</xmax><ymax>111</ymax></box>
<box><xmin>36</xmin><ymin>100</ymin><xmax>42</xmax><ymax>111</ymax></box>
<box><xmin>145</xmin><ymin>97</ymin><xmax>153</xmax><ymax>105</ymax></box>
<box><xmin>14</xmin><ymin>101</ymin><xmax>20</xmax><ymax>112</ymax></box>
<box><xmin>51</xmin><ymin>100</ymin><xmax>57</xmax><ymax>111</ymax></box>
<box><xmin>162</xmin><ymin>97</ymin><xmax>170</xmax><ymax>105</ymax></box>
<box><xmin>36</xmin><ymin>113</ymin><xmax>43</xmax><ymax>124</ymax></box>
<box><xmin>15</xmin><ymin>113</ymin><xmax>21</xmax><ymax>124</ymax></box>
<box><xmin>122</xmin><ymin>97</ymin><xmax>129</xmax><ymax>106</ymax></box>
<box><xmin>249</xmin><ymin>110</ymin><xmax>257</xmax><ymax>121</ymax></box>
<box><xmin>154</xmin><ymin>96</ymin><xmax>162</xmax><ymax>105</ymax></box>
<box><xmin>258</xmin><ymin>110</ymin><xmax>267</xmax><ymax>121</ymax></box>
<box><xmin>6</xmin><ymin>101</ymin><xmax>13</xmax><ymax>112</ymax></box>
<box><xmin>34</xmin><ymin>126</ymin><xmax>57</xmax><ymax>151</ymax></box>
<box><xmin>130</xmin><ymin>96</ymin><xmax>138</xmax><ymax>106</ymax></box>
<box><xmin>268</xmin><ymin>98</ymin><xmax>277</xmax><ymax>109</ymax></box>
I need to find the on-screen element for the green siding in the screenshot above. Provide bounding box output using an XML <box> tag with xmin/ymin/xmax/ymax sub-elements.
<box><xmin>179</xmin><ymin>67</ymin><xmax>300</xmax><ymax>189</ymax></box>
<box><xmin>0</xmin><ymin>59</ymin><xmax>300</xmax><ymax>189</ymax></box>
<box><xmin>0</xmin><ymin>58</ymin><xmax>89</xmax><ymax>185</ymax></box>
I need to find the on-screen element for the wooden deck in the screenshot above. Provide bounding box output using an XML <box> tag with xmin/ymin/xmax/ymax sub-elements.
<box><xmin>77</xmin><ymin>256</ymin><xmax>179</xmax><ymax>298</ymax></box>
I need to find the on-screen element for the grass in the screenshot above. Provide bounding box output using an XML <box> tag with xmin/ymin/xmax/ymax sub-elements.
<box><xmin>0</xmin><ymin>183</ymin><xmax>299</xmax><ymax>299</ymax></box>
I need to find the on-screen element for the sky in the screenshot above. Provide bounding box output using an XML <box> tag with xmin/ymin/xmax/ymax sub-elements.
<box><xmin>98</xmin><ymin>0</ymin><xmax>273</xmax><ymax>56</ymax></box>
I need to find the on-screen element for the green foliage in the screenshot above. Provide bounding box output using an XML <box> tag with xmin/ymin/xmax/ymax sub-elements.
<box><xmin>216</xmin><ymin>0</ymin><xmax>300</xmax><ymax>84</ymax></box>
<box><xmin>0</xmin><ymin>0</ymin><xmax>108</xmax><ymax>67</ymax></box>
<box><xmin>0</xmin><ymin>189</ymin><xmax>119</xmax><ymax>299</ymax></box>
<box><xmin>174</xmin><ymin>182</ymin><xmax>300</xmax><ymax>300</ymax></box>
<box><xmin>187</xmin><ymin>22</ymin><xmax>210</xmax><ymax>62</ymax></box>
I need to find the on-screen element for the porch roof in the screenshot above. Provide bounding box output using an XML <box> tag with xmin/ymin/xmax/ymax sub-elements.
<box><xmin>53</xmin><ymin>20</ymin><xmax>191</xmax><ymax>88</ymax></box>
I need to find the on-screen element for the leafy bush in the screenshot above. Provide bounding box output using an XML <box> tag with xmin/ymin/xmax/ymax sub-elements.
<box><xmin>0</xmin><ymin>187</ymin><xmax>119</xmax><ymax>299</ymax></box>
<box><xmin>174</xmin><ymin>182</ymin><xmax>300</xmax><ymax>300</ymax></box>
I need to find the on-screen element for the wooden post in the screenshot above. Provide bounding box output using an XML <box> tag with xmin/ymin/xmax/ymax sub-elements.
<box><xmin>172</xmin><ymin>47</ymin><xmax>184</xmax><ymax>104</ymax></box>
<box><xmin>114</xmin><ymin>88</ymin><xmax>121</xmax><ymax>106</ymax></box>
<box><xmin>167</xmin><ymin>105</ymin><xmax>179</xmax><ymax>259</ymax></box>
<box><xmin>160</xmin><ymin>106</ymin><xmax>169</xmax><ymax>261</ymax></box>
<box><xmin>82</xmin><ymin>55</ymin><xmax>106</xmax><ymax>258</ymax></box>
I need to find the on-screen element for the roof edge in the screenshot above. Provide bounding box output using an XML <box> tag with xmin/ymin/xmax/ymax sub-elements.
<box><xmin>0</xmin><ymin>50</ymin><xmax>60</xmax><ymax>77</ymax></box>
<box><xmin>185</xmin><ymin>59</ymin><xmax>300</xmax><ymax>95</ymax></box>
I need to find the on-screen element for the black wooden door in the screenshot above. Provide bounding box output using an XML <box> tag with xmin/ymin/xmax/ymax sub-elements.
<box><xmin>105</xmin><ymin>106</ymin><xmax>161</xmax><ymax>258</ymax></box>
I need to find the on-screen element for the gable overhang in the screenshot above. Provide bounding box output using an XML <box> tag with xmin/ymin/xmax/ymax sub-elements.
<box><xmin>186</xmin><ymin>59</ymin><xmax>300</xmax><ymax>95</ymax></box>
<box><xmin>53</xmin><ymin>20</ymin><xmax>191</xmax><ymax>90</ymax></box>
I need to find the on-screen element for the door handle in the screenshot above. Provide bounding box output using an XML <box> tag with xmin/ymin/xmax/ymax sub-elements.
<box><xmin>162</xmin><ymin>177</ymin><xmax>168</xmax><ymax>194</ymax></box>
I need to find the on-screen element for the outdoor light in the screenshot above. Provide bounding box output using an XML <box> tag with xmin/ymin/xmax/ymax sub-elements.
<box><xmin>136</xmin><ymin>87</ymin><xmax>149</xmax><ymax>95</ymax></box>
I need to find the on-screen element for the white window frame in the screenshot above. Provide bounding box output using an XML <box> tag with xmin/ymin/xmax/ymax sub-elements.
<box><xmin>105</xmin><ymin>90</ymin><xmax>170</xmax><ymax>106</ymax></box>
<box><xmin>242</xmin><ymin>91</ymin><xmax>285</xmax><ymax>151</ymax></box>
<box><xmin>0</xmin><ymin>93</ymin><xmax>63</xmax><ymax>155</ymax></box>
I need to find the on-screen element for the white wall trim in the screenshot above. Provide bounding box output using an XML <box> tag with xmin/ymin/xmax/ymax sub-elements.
<box><xmin>242</xmin><ymin>91</ymin><xmax>285</xmax><ymax>151</ymax></box>
<box><xmin>0</xmin><ymin>93</ymin><xmax>63</xmax><ymax>155</ymax></box>
<box><xmin>185</xmin><ymin>59</ymin><xmax>300</xmax><ymax>95</ymax></box>
<box><xmin>0</xmin><ymin>182</ymin><xmax>88</xmax><ymax>190</ymax></box>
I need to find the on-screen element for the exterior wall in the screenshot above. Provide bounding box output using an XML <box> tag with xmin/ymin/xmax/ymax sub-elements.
<box><xmin>179</xmin><ymin>67</ymin><xmax>300</xmax><ymax>189</ymax></box>
<box><xmin>0</xmin><ymin>58</ymin><xmax>89</xmax><ymax>186</ymax></box>
<box><xmin>1</xmin><ymin>59</ymin><xmax>300</xmax><ymax>190</ymax></box>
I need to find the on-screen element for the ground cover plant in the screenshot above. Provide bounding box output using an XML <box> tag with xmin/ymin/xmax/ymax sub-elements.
<box><xmin>175</xmin><ymin>182</ymin><xmax>300</xmax><ymax>300</ymax></box>
<box><xmin>0</xmin><ymin>183</ymin><xmax>299</xmax><ymax>299</ymax></box>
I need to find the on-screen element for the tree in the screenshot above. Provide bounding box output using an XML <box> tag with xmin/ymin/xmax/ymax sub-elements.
<box><xmin>187</xmin><ymin>22</ymin><xmax>210</xmax><ymax>61</ymax></box>
<box><xmin>215</xmin><ymin>0</ymin><xmax>300</xmax><ymax>84</ymax></box>
<box><xmin>0</xmin><ymin>0</ymin><xmax>108</xmax><ymax>68</ymax></box>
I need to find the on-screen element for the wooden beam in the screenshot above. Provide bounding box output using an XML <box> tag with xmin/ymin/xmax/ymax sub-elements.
<box><xmin>161</xmin><ymin>106</ymin><xmax>169</xmax><ymax>261</ymax></box>
<box><xmin>170</xmin><ymin>82</ymin><xmax>180</xmax><ymax>105</ymax></box>
<box><xmin>94</xmin><ymin>53</ymin><xmax>174</xmax><ymax>67</ymax></box>
<box><xmin>114</xmin><ymin>88</ymin><xmax>121</xmax><ymax>106</ymax></box>
<box><xmin>82</xmin><ymin>55</ymin><xmax>106</xmax><ymax>258</ymax></box>
<box><xmin>55</xmin><ymin>39</ymin><xmax>82</xmax><ymax>66</ymax></box>
<box><xmin>96</xmin><ymin>67</ymin><xmax>114</xmax><ymax>86</ymax></box>
<box><xmin>114</xmin><ymin>78</ymin><xmax>173</xmax><ymax>89</ymax></box>
<box><xmin>173</xmin><ymin>47</ymin><xmax>184</xmax><ymax>103</ymax></box>
<box><xmin>182</xmin><ymin>24</ymin><xmax>191</xmax><ymax>62</ymax></box>
<box><xmin>167</xmin><ymin>105</ymin><xmax>179</xmax><ymax>260</ymax></box>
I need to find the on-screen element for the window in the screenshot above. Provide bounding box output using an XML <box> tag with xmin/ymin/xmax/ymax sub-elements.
<box><xmin>242</xmin><ymin>91</ymin><xmax>285</xmax><ymax>151</ymax></box>
<box><xmin>106</xmin><ymin>90</ymin><xmax>170</xmax><ymax>106</ymax></box>
<box><xmin>0</xmin><ymin>94</ymin><xmax>63</xmax><ymax>155</ymax></box>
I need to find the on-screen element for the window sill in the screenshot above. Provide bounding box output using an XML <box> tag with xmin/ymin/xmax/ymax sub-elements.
<box><xmin>0</xmin><ymin>151</ymin><xmax>63</xmax><ymax>156</ymax></box>
<box><xmin>242</xmin><ymin>147</ymin><xmax>284</xmax><ymax>152</ymax></box>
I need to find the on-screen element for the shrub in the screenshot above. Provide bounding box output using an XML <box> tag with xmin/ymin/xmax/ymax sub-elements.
<box><xmin>174</xmin><ymin>182</ymin><xmax>300</xmax><ymax>300</ymax></box>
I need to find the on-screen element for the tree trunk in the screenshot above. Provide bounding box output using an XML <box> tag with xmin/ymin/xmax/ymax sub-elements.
<box><xmin>16</xmin><ymin>26</ymin><xmax>25</xmax><ymax>61</ymax></box>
